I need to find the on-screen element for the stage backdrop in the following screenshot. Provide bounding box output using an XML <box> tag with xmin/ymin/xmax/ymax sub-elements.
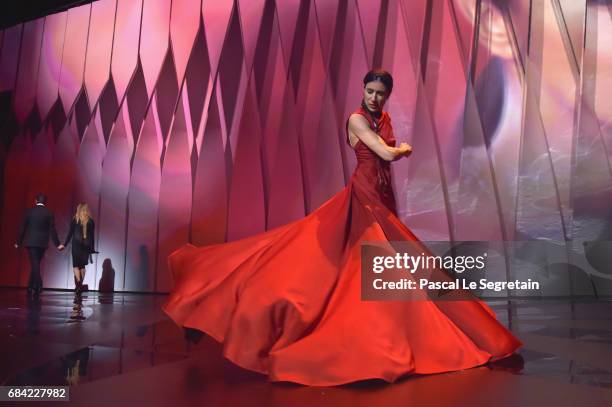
<box><xmin>1</xmin><ymin>0</ymin><xmax>612</xmax><ymax>295</ymax></box>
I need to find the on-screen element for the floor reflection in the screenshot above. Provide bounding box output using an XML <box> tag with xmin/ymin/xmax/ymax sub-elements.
<box><xmin>69</xmin><ymin>292</ymin><xmax>85</xmax><ymax>322</ymax></box>
<box><xmin>62</xmin><ymin>347</ymin><xmax>90</xmax><ymax>386</ymax></box>
<box><xmin>1</xmin><ymin>289</ymin><xmax>612</xmax><ymax>405</ymax></box>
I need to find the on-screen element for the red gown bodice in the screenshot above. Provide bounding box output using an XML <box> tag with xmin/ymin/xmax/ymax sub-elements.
<box><xmin>348</xmin><ymin>107</ymin><xmax>397</xmax><ymax>214</ymax></box>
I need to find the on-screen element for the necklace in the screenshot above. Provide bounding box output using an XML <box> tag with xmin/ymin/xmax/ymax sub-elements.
<box><xmin>371</xmin><ymin>117</ymin><xmax>379</xmax><ymax>134</ymax></box>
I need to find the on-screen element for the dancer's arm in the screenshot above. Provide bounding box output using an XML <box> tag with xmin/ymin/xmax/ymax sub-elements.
<box><xmin>347</xmin><ymin>114</ymin><xmax>411</xmax><ymax>161</ymax></box>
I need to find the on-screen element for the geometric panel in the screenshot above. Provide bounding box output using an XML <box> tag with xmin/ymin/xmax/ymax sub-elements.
<box><xmin>201</xmin><ymin>0</ymin><xmax>235</xmax><ymax>80</ymax></box>
<box><xmin>191</xmin><ymin>86</ymin><xmax>228</xmax><ymax>246</ymax></box>
<box><xmin>262</xmin><ymin>69</ymin><xmax>306</xmax><ymax>228</ymax></box>
<box><xmin>36</xmin><ymin>11</ymin><xmax>67</xmax><ymax>121</ymax></box>
<box><xmin>84</xmin><ymin>0</ymin><xmax>116</xmax><ymax>108</ymax></box>
<box><xmin>96</xmin><ymin>104</ymin><xmax>133</xmax><ymax>291</ymax></box>
<box><xmin>13</xmin><ymin>18</ymin><xmax>45</xmax><ymax>124</ymax></box>
<box><xmin>171</xmin><ymin>0</ymin><xmax>202</xmax><ymax>84</ymax></box>
<box><xmin>157</xmin><ymin>88</ymin><xmax>193</xmax><ymax>292</ymax></box>
<box><xmin>313</xmin><ymin>0</ymin><xmax>340</xmax><ymax>67</ymax></box>
<box><xmin>110</xmin><ymin>0</ymin><xmax>143</xmax><ymax>103</ymax></box>
<box><xmin>237</xmin><ymin>0</ymin><xmax>266</xmax><ymax>74</ymax></box>
<box><xmin>0</xmin><ymin>24</ymin><xmax>22</xmax><ymax>92</ymax></box>
<box><xmin>226</xmin><ymin>79</ymin><xmax>265</xmax><ymax>241</ymax></box>
<box><xmin>275</xmin><ymin>0</ymin><xmax>301</xmax><ymax>69</ymax></box>
<box><xmin>58</xmin><ymin>5</ymin><xmax>90</xmax><ymax>115</ymax></box>
<box><xmin>75</xmin><ymin>108</ymin><xmax>105</xmax><ymax>289</ymax></box>
<box><xmin>45</xmin><ymin>118</ymin><xmax>80</xmax><ymax>288</ymax></box>
<box><xmin>356</xmin><ymin>0</ymin><xmax>383</xmax><ymax>66</ymax></box>
<box><xmin>125</xmin><ymin>102</ymin><xmax>162</xmax><ymax>291</ymax></box>
<box><xmin>140</xmin><ymin>0</ymin><xmax>171</xmax><ymax>96</ymax></box>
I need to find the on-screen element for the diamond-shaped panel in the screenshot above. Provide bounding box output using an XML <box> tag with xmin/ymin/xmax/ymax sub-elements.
<box><xmin>45</xmin><ymin>117</ymin><xmax>80</xmax><ymax>288</ymax></box>
<box><xmin>96</xmin><ymin>102</ymin><xmax>134</xmax><ymax>291</ymax></box>
<box><xmin>0</xmin><ymin>24</ymin><xmax>22</xmax><ymax>93</ymax></box>
<box><xmin>13</xmin><ymin>18</ymin><xmax>44</xmax><ymax>124</ymax></box>
<box><xmin>110</xmin><ymin>0</ymin><xmax>143</xmax><ymax>104</ymax></box>
<box><xmin>171</xmin><ymin>0</ymin><xmax>202</xmax><ymax>85</ymax></box>
<box><xmin>192</xmin><ymin>85</ymin><xmax>228</xmax><ymax>246</ymax></box>
<box><xmin>36</xmin><ymin>11</ymin><xmax>67</xmax><ymax>122</ymax></box>
<box><xmin>140</xmin><ymin>0</ymin><xmax>171</xmax><ymax>97</ymax></box>
<box><xmin>58</xmin><ymin>4</ymin><xmax>90</xmax><ymax>115</ymax></box>
<box><xmin>157</xmin><ymin>86</ymin><xmax>193</xmax><ymax>292</ymax></box>
<box><xmin>83</xmin><ymin>0</ymin><xmax>115</xmax><ymax>108</ymax></box>
<box><xmin>125</xmin><ymin>98</ymin><xmax>162</xmax><ymax>292</ymax></box>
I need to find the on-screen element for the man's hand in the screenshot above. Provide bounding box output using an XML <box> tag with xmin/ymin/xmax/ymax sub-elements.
<box><xmin>58</xmin><ymin>245</ymin><xmax>65</xmax><ymax>251</ymax></box>
<box><xmin>14</xmin><ymin>244</ymin><xmax>19</xmax><ymax>249</ymax></box>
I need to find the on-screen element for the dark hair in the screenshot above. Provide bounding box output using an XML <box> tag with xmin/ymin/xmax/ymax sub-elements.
<box><xmin>363</xmin><ymin>69</ymin><xmax>393</xmax><ymax>94</ymax></box>
<box><xmin>35</xmin><ymin>194</ymin><xmax>46</xmax><ymax>204</ymax></box>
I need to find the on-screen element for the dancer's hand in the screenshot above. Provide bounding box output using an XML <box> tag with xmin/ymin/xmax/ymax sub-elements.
<box><xmin>14</xmin><ymin>243</ymin><xmax>19</xmax><ymax>249</ymax></box>
<box><xmin>58</xmin><ymin>245</ymin><xmax>65</xmax><ymax>251</ymax></box>
<box><xmin>398</xmin><ymin>142</ymin><xmax>412</xmax><ymax>155</ymax></box>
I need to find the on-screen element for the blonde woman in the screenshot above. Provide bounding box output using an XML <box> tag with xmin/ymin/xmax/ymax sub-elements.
<box><xmin>61</xmin><ymin>204</ymin><xmax>95</xmax><ymax>294</ymax></box>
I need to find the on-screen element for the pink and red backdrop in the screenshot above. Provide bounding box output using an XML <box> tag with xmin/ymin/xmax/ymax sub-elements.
<box><xmin>0</xmin><ymin>0</ymin><xmax>611</xmax><ymax>294</ymax></box>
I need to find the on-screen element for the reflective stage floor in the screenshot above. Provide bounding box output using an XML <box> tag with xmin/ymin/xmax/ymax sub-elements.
<box><xmin>2</xmin><ymin>288</ymin><xmax>612</xmax><ymax>406</ymax></box>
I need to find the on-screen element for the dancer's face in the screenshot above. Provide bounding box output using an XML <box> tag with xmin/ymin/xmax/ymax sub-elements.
<box><xmin>363</xmin><ymin>81</ymin><xmax>389</xmax><ymax>112</ymax></box>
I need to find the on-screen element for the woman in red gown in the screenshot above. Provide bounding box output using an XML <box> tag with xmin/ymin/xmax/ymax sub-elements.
<box><xmin>163</xmin><ymin>70</ymin><xmax>522</xmax><ymax>386</ymax></box>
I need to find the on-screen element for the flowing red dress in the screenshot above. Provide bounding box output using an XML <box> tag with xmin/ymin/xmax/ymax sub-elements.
<box><xmin>163</xmin><ymin>106</ymin><xmax>522</xmax><ymax>386</ymax></box>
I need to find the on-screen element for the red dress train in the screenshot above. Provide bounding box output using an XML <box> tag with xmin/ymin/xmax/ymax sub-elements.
<box><xmin>162</xmin><ymin>107</ymin><xmax>522</xmax><ymax>386</ymax></box>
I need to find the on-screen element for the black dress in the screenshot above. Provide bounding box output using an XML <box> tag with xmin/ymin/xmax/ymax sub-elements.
<box><xmin>64</xmin><ymin>219</ymin><xmax>95</xmax><ymax>268</ymax></box>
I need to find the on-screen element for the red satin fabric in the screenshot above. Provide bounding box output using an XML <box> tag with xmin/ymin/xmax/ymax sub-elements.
<box><xmin>163</xmin><ymin>107</ymin><xmax>522</xmax><ymax>386</ymax></box>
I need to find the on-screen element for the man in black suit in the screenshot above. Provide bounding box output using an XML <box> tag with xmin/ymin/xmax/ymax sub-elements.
<box><xmin>15</xmin><ymin>194</ymin><xmax>64</xmax><ymax>296</ymax></box>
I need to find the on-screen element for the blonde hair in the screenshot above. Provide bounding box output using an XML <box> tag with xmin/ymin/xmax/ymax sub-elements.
<box><xmin>74</xmin><ymin>204</ymin><xmax>91</xmax><ymax>238</ymax></box>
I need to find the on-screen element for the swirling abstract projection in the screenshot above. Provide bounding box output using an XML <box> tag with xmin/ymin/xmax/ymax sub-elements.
<box><xmin>0</xmin><ymin>0</ymin><xmax>611</xmax><ymax>294</ymax></box>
